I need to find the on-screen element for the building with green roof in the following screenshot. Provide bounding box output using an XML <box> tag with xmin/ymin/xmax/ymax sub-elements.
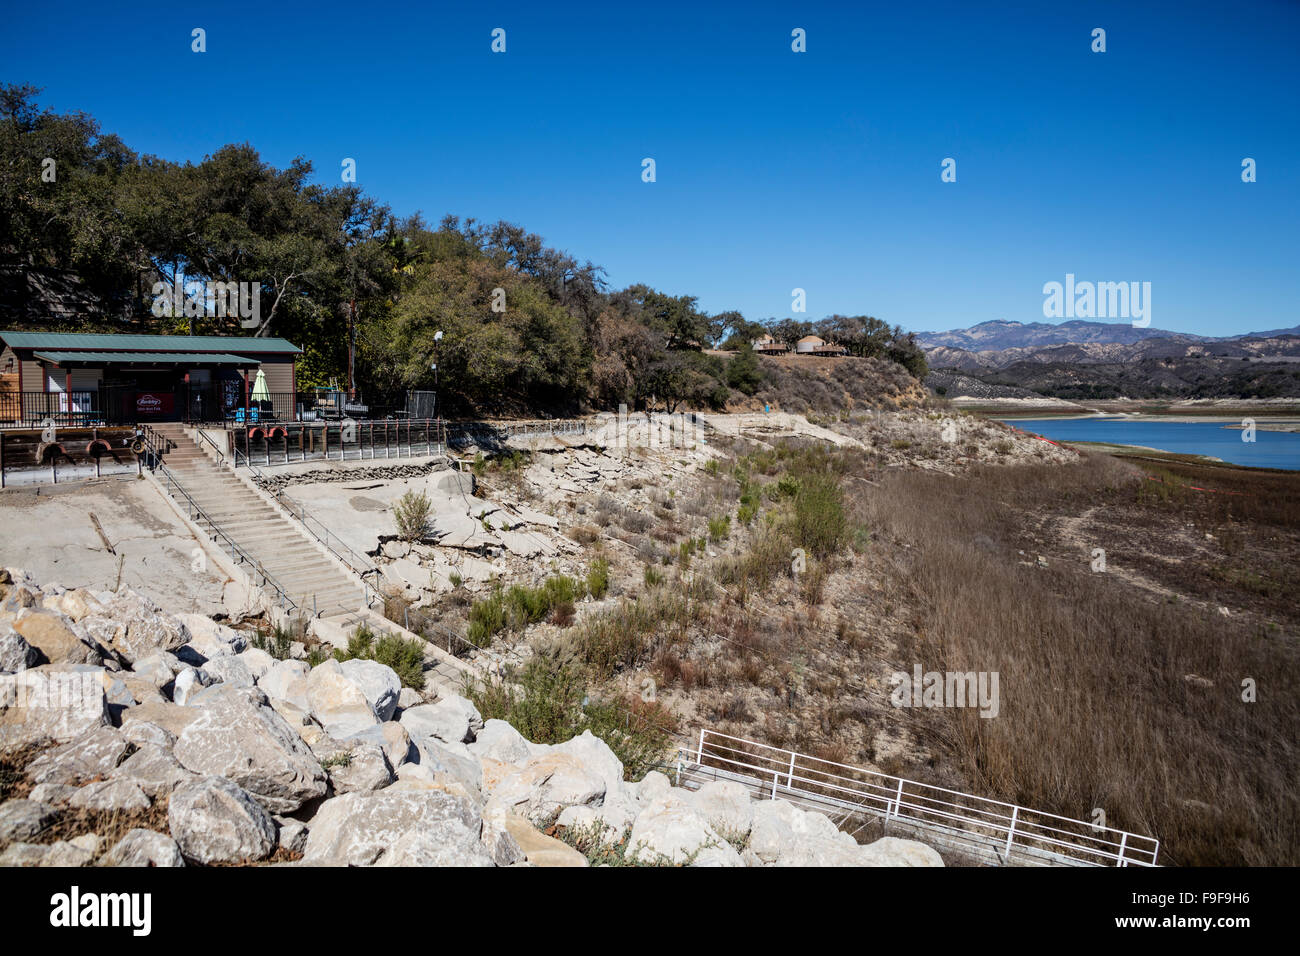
<box><xmin>0</xmin><ymin>330</ymin><xmax>302</xmax><ymax>425</ymax></box>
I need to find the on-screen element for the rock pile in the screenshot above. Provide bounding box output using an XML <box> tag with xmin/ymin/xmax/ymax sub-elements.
<box><xmin>0</xmin><ymin>568</ymin><xmax>942</xmax><ymax>867</ymax></box>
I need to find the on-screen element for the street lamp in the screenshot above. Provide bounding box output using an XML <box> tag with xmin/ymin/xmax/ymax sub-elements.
<box><xmin>431</xmin><ymin>330</ymin><xmax>443</xmax><ymax>418</ymax></box>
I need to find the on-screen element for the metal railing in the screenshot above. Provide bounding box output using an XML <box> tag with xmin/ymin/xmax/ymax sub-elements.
<box><xmin>681</xmin><ymin>729</ymin><xmax>1160</xmax><ymax>867</ymax></box>
<box><xmin>191</xmin><ymin>425</ymin><xmax>381</xmax><ymax>601</ymax></box>
<box><xmin>0</xmin><ymin>391</ymin><xmax>103</xmax><ymax>427</ymax></box>
<box><xmin>231</xmin><ymin>418</ymin><xmax>448</xmax><ymax>466</ymax></box>
<box><xmin>274</xmin><ymin>490</ymin><xmax>381</xmax><ymax>581</ymax></box>
<box><xmin>148</xmin><ymin>456</ymin><xmax>298</xmax><ymax>613</ymax></box>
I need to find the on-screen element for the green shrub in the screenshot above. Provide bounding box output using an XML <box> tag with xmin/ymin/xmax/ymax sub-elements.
<box><xmin>792</xmin><ymin>471</ymin><xmax>846</xmax><ymax>559</ymax></box>
<box><xmin>587</xmin><ymin>557</ymin><xmax>610</xmax><ymax>599</ymax></box>
<box><xmin>332</xmin><ymin>623</ymin><xmax>427</xmax><ymax>690</ymax></box>
<box><xmin>468</xmin><ymin>574</ymin><xmax>583</xmax><ymax>642</ymax></box>
<box><xmin>250</xmin><ymin>624</ymin><xmax>293</xmax><ymax>660</ymax></box>
<box><xmin>392</xmin><ymin>490</ymin><xmax>432</xmax><ymax>541</ymax></box>
<box><xmin>466</xmin><ymin>655</ymin><xmax>674</xmax><ymax>781</ymax></box>
<box><xmin>707</xmin><ymin>514</ymin><xmax>731</xmax><ymax>542</ymax></box>
<box><xmin>773</xmin><ymin>475</ymin><xmax>801</xmax><ymax>500</ymax></box>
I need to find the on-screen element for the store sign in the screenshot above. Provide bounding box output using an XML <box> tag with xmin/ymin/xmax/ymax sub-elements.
<box><xmin>134</xmin><ymin>392</ymin><xmax>174</xmax><ymax>417</ymax></box>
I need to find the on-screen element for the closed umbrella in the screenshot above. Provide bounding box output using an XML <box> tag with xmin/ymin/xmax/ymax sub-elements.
<box><xmin>250</xmin><ymin>368</ymin><xmax>270</xmax><ymax>402</ymax></box>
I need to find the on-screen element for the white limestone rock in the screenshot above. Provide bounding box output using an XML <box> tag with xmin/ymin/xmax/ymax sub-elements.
<box><xmin>168</xmin><ymin>775</ymin><xmax>276</xmax><ymax>864</ymax></box>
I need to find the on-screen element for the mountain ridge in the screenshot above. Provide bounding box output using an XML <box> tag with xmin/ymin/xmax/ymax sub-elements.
<box><xmin>916</xmin><ymin>319</ymin><xmax>1300</xmax><ymax>352</ymax></box>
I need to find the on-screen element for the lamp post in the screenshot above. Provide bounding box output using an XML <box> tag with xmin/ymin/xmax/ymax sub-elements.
<box><xmin>431</xmin><ymin>330</ymin><xmax>442</xmax><ymax>419</ymax></box>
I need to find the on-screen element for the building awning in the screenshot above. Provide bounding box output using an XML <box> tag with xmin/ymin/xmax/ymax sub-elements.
<box><xmin>2</xmin><ymin>331</ymin><xmax>301</xmax><ymax>354</ymax></box>
<box><xmin>33</xmin><ymin>351</ymin><xmax>261</xmax><ymax>367</ymax></box>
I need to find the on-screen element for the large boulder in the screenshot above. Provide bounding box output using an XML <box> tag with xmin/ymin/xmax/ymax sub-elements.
<box><xmin>44</xmin><ymin>589</ymin><xmax>104</xmax><ymax>623</ymax></box>
<box><xmin>38</xmin><ymin>834</ymin><xmax>101</xmax><ymax>867</ymax></box>
<box><xmin>110</xmin><ymin>743</ymin><xmax>196</xmax><ymax>799</ymax></box>
<box><xmin>173</xmin><ymin>685</ymin><xmax>327</xmax><ymax>813</ymax></box>
<box><xmin>858</xmin><ymin>836</ymin><xmax>945</xmax><ymax>867</ymax></box>
<box><xmin>120</xmin><ymin>701</ymin><xmax>199</xmax><ymax>738</ymax></box>
<box><xmin>68</xmin><ymin>779</ymin><xmax>151</xmax><ymax>812</ymax></box>
<box><xmin>686</xmin><ymin>781</ymin><xmax>754</xmax><ymax>842</ymax></box>
<box><xmin>25</xmin><ymin>725</ymin><xmax>132</xmax><ymax>786</ymax></box>
<box><xmin>0</xmin><ymin>665</ymin><xmax>111</xmax><ymax>748</ymax></box>
<box><xmin>10</xmin><ymin>610</ymin><xmax>103</xmax><ymax>666</ymax></box>
<box><xmin>129</xmin><ymin>652</ymin><xmax>183</xmax><ymax>690</ymax></box>
<box><xmin>306</xmin><ymin>659</ymin><xmax>379</xmax><ymax>738</ymax></box>
<box><xmin>411</xmin><ymin>738</ymin><xmax>484</xmax><ymax>804</ymax></box>
<box><xmin>746</xmin><ymin>798</ymin><xmax>863</xmax><ymax>866</ymax></box>
<box><xmin>499</xmin><ymin>813</ymin><xmax>586</xmax><ymax>867</ymax></box>
<box><xmin>120</xmin><ymin>718</ymin><xmax>177</xmax><ymax>750</ymax></box>
<box><xmin>0</xmin><ymin>622</ymin><xmax>40</xmax><ymax>672</ymax></box>
<box><xmin>168</xmin><ymin>776</ymin><xmax>276</xmax><ymax>864</ymax></box>
<box><xmin>199</xmin><ymin>654</ymin><xmax>256</xmax><ymax>689</ymax></box>
<box><xmin>372</xmin><ymin>829</ymin><xmax>495</xmax><ymax>867</ymax></box>
<box><xmin>338</xmin><ymin>659</ymin><xmax>401</xmax><ymax>721</ymax></box>
<box><xmin>97</xmin><ymin>590</ymin><xmax>190</xmax><ymax>663</ymax></box>
<box><xmin>326</xmin><ymin>743</ymin><xmax>395</xmax><ymax>795</ymax></box>
<box><xmin>0</xmin><ymin>799</ymin><xmax>58</xmax><ymax>843</ymax></box>
<box><xmin>485</xmin><ymin>752</ymin><xmax>606</xmax><ymax>825</ymax></box>
<box><xmin>258</xmin><ymin>659</ymin><xmax>310</xmax><ymax>711</ymax></box>
<box><xmin>174</xmin><ymin>613</ymin><xmax>247</xmax><ymax>661</ymax></box>
<box><xmin>400</xmin><ymin>695</ymin><xmax>480</xmax><ymax>746</ymax></box>
<box><xmin>341</xmin><ymin>721</ymin><xmax>412</xmax><ymax>769</ymax></box>
<box><xmin>549</xmin><ymin>731</ymin><xmax>629</xmax><ymax>807</ymax></box>
<box><xmin>467</xmin><ymin>718</ymin><xmax>533</xmax><ymax>766</ymax></box>
<box><xmin>237</xmin><ymin>648</ymin><xmax>277</xmax><ymax>681</ymax></box>
<box><xmin>301</xmin><ymin>789</ymin><xmax>484</xmax><ymax>866</ymax></box>
<box><xmin>102</xmin><ymin>829</ymin><xmax>185</xmax><ymax>867</ymax></box>
<box><xmin>628</xmin><ymin>796</ymin><xmax>743</xmax><ymax>866</ymax></box>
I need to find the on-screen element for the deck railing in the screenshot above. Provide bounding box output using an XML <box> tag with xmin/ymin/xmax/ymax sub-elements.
<box><xmin>681</xmin><ymin>728</ymin><xmax>1160</xmax><ymax>867</ymax></box>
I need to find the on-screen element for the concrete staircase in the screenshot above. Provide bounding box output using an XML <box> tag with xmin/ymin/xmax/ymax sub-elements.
<box><xmin>148</xmin><ymin>422</ymin><xmax>469</xmax><ymax>698</ymax></box>
<box><xmin>150</xmin><ymin>423</ymin><xmax>366</xmax><ymax>619</ymax></box>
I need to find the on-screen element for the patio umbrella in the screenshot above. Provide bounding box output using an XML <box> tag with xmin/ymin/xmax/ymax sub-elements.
<box><xmin>250</xmin><ymin>368</ymin><xmax>270</xmax><ymax>402</ymax></box>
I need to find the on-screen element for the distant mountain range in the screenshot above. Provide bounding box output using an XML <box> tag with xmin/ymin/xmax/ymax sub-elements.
<box><xmin>916</xmin><ymin>319</ymin><xmax>1300</xmax><ymax>352</ymax></box>
<box><xmin>919</xmin><ymin>320</ymin><xmax>1300</xmax><ymax>400</ymax></box>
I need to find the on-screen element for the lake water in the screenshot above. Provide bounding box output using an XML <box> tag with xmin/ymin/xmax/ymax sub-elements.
<box><xmin>999</xmin><ymin>417</ymin><xmax>1300</xmax><ymax>471</ymax></box>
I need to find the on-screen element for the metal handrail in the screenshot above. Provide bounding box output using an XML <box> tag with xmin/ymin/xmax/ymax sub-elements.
<box><xmin>274</xmin><ymin>490</ymin><xmax>380</xmax><ymax>580</ymax></box>
<box><xmin>194</xmin><ymin>425</ymin><xmax>380</xmax><ymax>588</ymax></box>
<box><xmin>684</xmin><ymin>728</ymin><xmax>1160</xmax><ymax>867</ymax></box>
<box><xmin>148</xmin><ymin>456</ymin><xmax>298</xmax><ymax>613</ymax></box>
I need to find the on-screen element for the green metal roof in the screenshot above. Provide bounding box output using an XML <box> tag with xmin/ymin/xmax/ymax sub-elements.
<box><xmin>0</xmin><ymin>331</ymin><xmax>300</xmax><ymax>354</ymax></box>
<box><xmin>34</xmin><ymin>351</ymin><xmax>259</xmax><ymax>366</ymax></box>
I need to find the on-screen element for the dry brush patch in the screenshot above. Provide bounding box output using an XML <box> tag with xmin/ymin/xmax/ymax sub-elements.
<box><xmin>856</xmin><ymin>455</ymin><xmax>1300</xmax><ymax>866</ymax></box>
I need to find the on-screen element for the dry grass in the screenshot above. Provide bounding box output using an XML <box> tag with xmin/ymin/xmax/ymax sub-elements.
<box><xmin>856</xmin><ymin>453</ymin><xmax>1300</xmax><ymax>865</ymax></box>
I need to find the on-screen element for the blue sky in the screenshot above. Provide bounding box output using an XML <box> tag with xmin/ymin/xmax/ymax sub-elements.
<box><xmin>3</xmin><ymin>0</ymin><xmax>1298</xmax><ymax>337</ymax></box>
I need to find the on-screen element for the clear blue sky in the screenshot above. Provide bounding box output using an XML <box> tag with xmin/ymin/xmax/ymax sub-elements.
<box><xmin>4</xmin><ymin>0</ymin><xmax>1298</xmax><ymax>337</ymax></box>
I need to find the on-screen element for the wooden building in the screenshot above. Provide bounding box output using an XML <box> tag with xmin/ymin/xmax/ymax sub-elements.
<box><xmin>0</xmin><ymin>331</ymin><xmax>301</xmax><ymax>425</ymax></box>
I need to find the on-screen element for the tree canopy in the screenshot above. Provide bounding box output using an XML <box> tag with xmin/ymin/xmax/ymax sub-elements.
<box><xmin>0</xmin><ymin>84</ymin><xmax>927</xmax><ymax>414</ymax></box>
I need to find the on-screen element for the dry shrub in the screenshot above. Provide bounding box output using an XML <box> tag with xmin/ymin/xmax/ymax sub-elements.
<box><xmin>858</xmin><ymin>455</ymin><xmax>1300</xmax><ymax>865</ymax></box>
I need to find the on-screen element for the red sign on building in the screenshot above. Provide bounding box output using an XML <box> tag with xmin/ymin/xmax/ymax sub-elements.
<box><xmin>134</xmin><ymin>392</ymin><xmax>174</xmax><ymax>418</ymax></box>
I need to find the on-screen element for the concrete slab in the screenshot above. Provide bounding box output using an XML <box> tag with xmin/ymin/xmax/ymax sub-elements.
<box><xmin>0</xmin><ymin>476</ymin><xmax>227</xmax><ymax>616</ymax></box>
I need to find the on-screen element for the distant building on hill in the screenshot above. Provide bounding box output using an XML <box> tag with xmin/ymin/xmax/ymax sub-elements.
<box><xmin>795</xmin><ymin>335</ymin><xmax>848</xmax><ymax>357</ymax></box>
<box><xmin>752</xmin><ymin>334</ymin><xmax>790</xmax><ymax>355</ymax></box>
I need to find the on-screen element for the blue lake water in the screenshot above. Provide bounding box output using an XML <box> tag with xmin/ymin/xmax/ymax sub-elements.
<box><xmin>999</xmin><ymin>417</ymin><xmax>1300</xmax><ymax>471</ymax></box>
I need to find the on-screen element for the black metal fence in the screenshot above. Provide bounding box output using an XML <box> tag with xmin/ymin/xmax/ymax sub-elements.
<box><xmin>3</xmin><ymin>386</ymin><xmax>427</xmax><ymax>428</ymax></box>
<box><xmin>0</xmin><ymin>391</ymin><xmax>101</xmax><ymax>427</ymax></box>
